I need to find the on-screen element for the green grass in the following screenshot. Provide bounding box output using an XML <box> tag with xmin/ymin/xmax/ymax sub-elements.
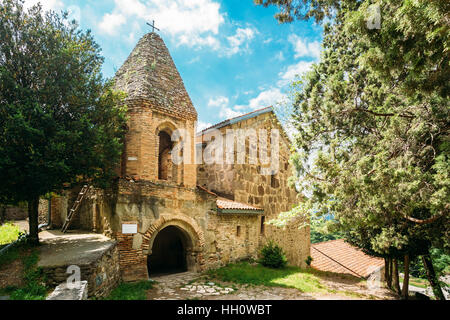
<box><xmin>0</xmin><ymin>222</ymin><xmax>22</xmax><ymax>245</ymax></box>
<box><xmin>0</xmin><ymin>244</ymin><xmax>21</xmax><ymax>268</ymax></box>
<box><xmin>400</xmin><ymin>275</ymin><xmax>430</xmax><ymax>289</ymax></box>
<box><xmin>0</xmin><ymin>242</ymin><xmax>49</xmax><ymax>300</ymax></box>
<box><xmin>207</xmin><ymin>262</ymin><xmax>329</xmax><ymax>293</ymax></box>
<box><xmin>103</xmin><ymin>281</ymin><xmax>154</xmax><ymax>300</ymax></box>
<box><xmin>10</xmin><ymin>246</ymin><xmax>48</xmax><ymax>300</ymax></box>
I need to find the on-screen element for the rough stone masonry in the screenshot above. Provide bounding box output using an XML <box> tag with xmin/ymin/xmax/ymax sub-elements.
<box><xmin>48</xmin><ymin>32</ymin><xmax>310</xmax><ymax>282</ymax></box>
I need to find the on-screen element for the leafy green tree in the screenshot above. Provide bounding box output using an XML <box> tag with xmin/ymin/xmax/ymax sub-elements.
<box><xmin>260</xmin><ymin>0</ymin><xmax>449</xmax><ymax>299</ymax></box>
<box><xmin>409</xmin><ymin>248</ymin><xmax>450</xmax><ymax>279</ymax></box>
<box><xmin>254</xmin><ymin>0</ymin><xmax>340</xmax><ymax>23</ymax></box>
<box><xmin>309</xmin><ymin>217</ymin><xmax>343</xmax><ymax>244</ymax></box>
<box><xmin>0</xmin><ymin>0</ymin><xmax>127</xmax><ymax>244</ymax></box>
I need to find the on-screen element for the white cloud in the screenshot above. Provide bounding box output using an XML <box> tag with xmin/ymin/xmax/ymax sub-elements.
<box><xmin>219</xmin><ymin>107</ymin><xmax>243</xmax><ymax>119</ymax></box>
<box><xmin>99</xmin><ymin>13</ymin><xmax>126</xmax><ymax>35</ymax></box>
<box><xmin>124</xmin><ymin>21</ymin><xmax>143</xmax><ymax>44</ymax></box>
<box><xmin>235</xmin><ymin>88</ymin><xmax>286</xmax><ymax>111</ymax></box>
<box><xmin>98</xmin><ymin>1</ymin><xmax>258</xmax><ymax>54</ymax></box>
<box><xmin>179</xmin><ymin>34</ymin><xmax>221</xmax><ymax>50</ymax></box>
<box><xmin>210</xmin><ymin>88</ymin><xmax>287</xmax><ymax>119</ymax></box>
<box><xmin>277</xmin><ymin>60</ymin><xmax>314</xmax><ymax>86</ymax></box>
<box><xmin>187</xmin><ymin>56</ymin><xmax>201</xmax><ymax>64</ymax></box>
<box><xmin>23</xmin><ymin>0</ymin><xmax>63</xmax><ymax>12</ymax></box>
<box><xmin>228</xmin><ymin>28</ymin><xmax>255</xmax><ymax>47</ymax></box>
<box><xmin>99</xmin><ymin>0</ymin><xmax>225</xmax><ymax>49</ymax></box>
<box><xmin>208</xmin><ymin>96</ymin><xmax>243</xmax><ymax>119</ymax></box>
<box><xmin>208</xmin><ymin>96</ymin><xmax>229</xmax><ymax>108</ymax></box>
<box><xmin>223</xmin><ymin>27</ymin><xmax>257</xmax><ymax>57</ymax></box>
<box><xmin>224</xmin><ymin>34</ymin><xmax>319</xmax><ymax>121</ymax></box>
<box><xmin>196</xmin><ymin>120</ymin><xmax>213</xmax><ymax>131</ymax></box>
<box><xmin>288</xmin><ymin>34</ymin><xmax>321</xmax><ymax>60</ymax></box>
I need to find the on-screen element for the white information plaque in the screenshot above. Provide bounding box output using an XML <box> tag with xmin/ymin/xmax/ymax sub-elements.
<box><xmin>122</xmin><ymin>223</ymin><xmax>138</xmax><ymax>234</ymax></box>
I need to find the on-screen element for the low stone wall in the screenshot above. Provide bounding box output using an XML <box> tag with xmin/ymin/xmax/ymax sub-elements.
<box><xmin>3</xmin><ymin>206</ymin><xmax>27</xmax><ymax>221</ymax></box>
<box><xmin>0</xmin><ymin>199</ymin><xmax>48</xmax><ymax>224</ymax></box>
<box><xmin>38</xmin><ymin>199</ymin><xmax>49</xmax><ymax>225</ymax></box>
<box><xmin>41</xmin><ymin>243</ymin><xmax>120</xmax><ymax>298</ymax></box>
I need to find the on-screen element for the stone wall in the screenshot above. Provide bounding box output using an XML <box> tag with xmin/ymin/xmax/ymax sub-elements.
<box><xmin>48</xmin><ymin>187</ymin><xmax>114</xmax><ymax>236</ymax></box>
<box><xmin>41</xmin><ymin>242</ymin><xmax>120</xmax><ymax>298</ymax></box>
<box><xmin>121</xmin><ymin>104</ymin><xmax>197</xmax><ymax>188</ymax></box>
<box><xmin>0</xmin><ymin>198</ymin><xmax>56</xmax><ymax>226</ymax></box>
<box><xmin>50</xmin><ymin>192</ymin><xmax>69</xmax><ymax>229</ymax></box>
<box><xmin>2</xmin><ymin>205</ymin><xmax>27</xmax><ymax>221</ymax></box>
<box><xmin>0</xmin><ymin>199</ymin><xmax>47</xmax><ymax>225</ymax></box>
<box><xmin>45</xmin><ymin>111</ymin><xmax>309</xmax><ymax>284</ymax></box>
<box><xmin>38</xmin><ymin>199</ymin><xmax>49</xmax><ymax>225</ymax></box>
<box><xmin>109</xmin><ymin>180</ymin><xmax>210</xmax><ymax>281</ymax></box>
<box><xmin>205</xmin><ymin>213</ymin><xmax>261</xmax><ymax>268</ymax></box>
<box><xmin>197</xmin><ymin>110</ymin><xmax>310</xmax><ymax>268</ymax></box>
<box><xmin>83</xmin><ymin>179</ymin><xmax>268</xmax><ymax>281</ymax></box>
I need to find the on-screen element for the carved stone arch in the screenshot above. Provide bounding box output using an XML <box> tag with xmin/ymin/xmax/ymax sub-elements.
<box><xmin>155</xmin><ymin>120</ymin><xmax>178</xmax><ymax>136</ymax></box>
<box><xmin>142</xmin><ymin>214</ymin><xmax>205</xmax><ymax>272</ymax></box>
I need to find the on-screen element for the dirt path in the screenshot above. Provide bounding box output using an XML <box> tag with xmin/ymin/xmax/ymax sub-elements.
<box><xmin>0</xmin><ymin>259</ymin><xmax>24</xmax><ymax>289</ymax></box>
<box><xmin>146</xmin><ymin>271</ymin><xmax>398</xmax><ymax>300</ymax></box>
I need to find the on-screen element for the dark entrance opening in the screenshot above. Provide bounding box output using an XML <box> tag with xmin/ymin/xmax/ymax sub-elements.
<box><xmin>158</xmin><ymin>131</ymin><xmax>173</xmax><ymax>180</ymax></box>
<box><xmin>147</xmin><ymin>226</ymin><xmax>188</xmax><ymax>276</ymax></box>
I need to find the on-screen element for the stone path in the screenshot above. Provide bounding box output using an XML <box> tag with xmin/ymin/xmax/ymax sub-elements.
<box><xmin>147</xmin><ymin>272</ymin><xmax>238</xmax><ymax>300</ymax></box>
<box><xmin>146</xmin><ymin>271</ymin><xmax>396</xmax><ymax>300</ymax></box>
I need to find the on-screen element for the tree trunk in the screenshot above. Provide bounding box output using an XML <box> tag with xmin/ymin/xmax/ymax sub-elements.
<box><xmin>385</xmin><ymin>257</ymin><xmax>392</xmax><ymax>289</ymax></box>
<box><xmin>27</xmin><ymin>196</ymin><xmax>40</xmax><ymax>245</ymax></box>
<box><xmin>392</xmin><ymin>258</ymin><xmax>401</xmax><ymax>295</ymax></box>
<box><xmin>389</xmin><ymin>257</ymin><xmax>393</xmax><ymax>289</ymax></box>
<box><xmin>0</xmin><ymin>204</ymin><xmax>5</xmax><ymax>224</ymax></box>
<box><xmin>401</xmin><ymin>254</ymin><xmax>410</xmax><ymax>300</ymax></box>
<box><xmin>422</xmin><ymin>254</ymin><xmax>446</xmax><ymax>300</ymax></box>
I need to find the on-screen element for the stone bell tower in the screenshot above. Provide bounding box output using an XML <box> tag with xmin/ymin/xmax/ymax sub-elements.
<box><xmin>114</xmin><ymin>32</ymin><xmax>198</xmax><ymax>187</ymax></box>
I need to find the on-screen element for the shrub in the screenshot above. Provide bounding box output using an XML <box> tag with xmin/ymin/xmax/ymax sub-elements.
<box><xmin>258</xmin><ymin>241</ymin><xmax>287</xmax><ymax>269</ymax></box>
<box><xmin>305</xmin><ymin>256</ymin><xmax>313</xmax><ymax>266</ymax></box>
<box><xmin>0</xmin><ymin>222</ymin><xmax>22</xmax><ymax>245</ymax></box>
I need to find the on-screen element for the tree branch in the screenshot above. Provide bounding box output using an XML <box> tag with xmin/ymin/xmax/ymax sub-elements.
<box><xmin>353</xmin><ymin>108</ymin><xmax>415</xmax><ymax>119</ymax></box>
<box><xmin>405</xmin><ymin>206</ymin><xmax>448</xmax><ymax>225</ymax></box>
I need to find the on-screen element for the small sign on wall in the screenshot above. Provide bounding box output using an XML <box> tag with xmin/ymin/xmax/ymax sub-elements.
<box><xmin>122</xmin><ymin>223</ymin><xmax>138</xmax><ymax>234</ymax></box>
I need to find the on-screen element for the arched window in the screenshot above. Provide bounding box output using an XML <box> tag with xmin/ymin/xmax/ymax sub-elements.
<box><xmin>158</xmin><ymin>131</ymin><xmax>173</xmax><ymax>180</ymax></box>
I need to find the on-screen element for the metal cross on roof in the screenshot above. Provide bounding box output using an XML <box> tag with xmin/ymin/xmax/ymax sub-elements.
<box><xmin>146</xmin><ymin>20</ymin><xmax>160</xmax><ymax>33</ymax></box>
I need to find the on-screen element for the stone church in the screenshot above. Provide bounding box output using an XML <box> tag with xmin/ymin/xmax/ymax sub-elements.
<box><xmin>49</xmin><ymin>32</ymin><xmax>310</xmax><ymax>282</ymax></box>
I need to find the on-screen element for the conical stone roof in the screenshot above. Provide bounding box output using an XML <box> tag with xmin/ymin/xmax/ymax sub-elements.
<box><xmin>114</xmin><ymin>32</ymin><xmax>197</xmax><ymax>120</ymax></box>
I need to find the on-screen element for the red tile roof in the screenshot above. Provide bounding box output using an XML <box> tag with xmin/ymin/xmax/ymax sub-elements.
<box><xmin>197</xmin><ymin>185</ymin><xmax>263</xmax><ymax>212</ymax></box>
<box><xmin>216</xmin><ymin>197</ymin><xmax>262</xmax><ymax>211</ymax></box>
<box><xmin>311</xmin><ymin>239</ymin><xmax>384</xmax><ymax>278</ymax></box>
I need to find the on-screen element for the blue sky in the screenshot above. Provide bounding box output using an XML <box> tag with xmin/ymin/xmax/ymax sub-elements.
<box><xmin>25</xmin><ymin>0</ymin><xmax>323</xmax><ymax>130</ymax></box>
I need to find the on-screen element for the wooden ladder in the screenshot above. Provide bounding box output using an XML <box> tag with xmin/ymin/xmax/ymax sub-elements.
<box><xmin>61</xmin><ymin>185</ymin><xmax>91</xmax><ymax>233</ymax></box>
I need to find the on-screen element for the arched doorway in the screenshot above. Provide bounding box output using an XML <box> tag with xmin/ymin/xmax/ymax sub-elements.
<box><xmin>158</xmin><ymin>131</ymin><xmax>173</xmax><ymax>180</ymax></box>
<box><xmin>147</xmin><ymin>226</ymin><xmax>189</xmax><ymax>276</ymax></box>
